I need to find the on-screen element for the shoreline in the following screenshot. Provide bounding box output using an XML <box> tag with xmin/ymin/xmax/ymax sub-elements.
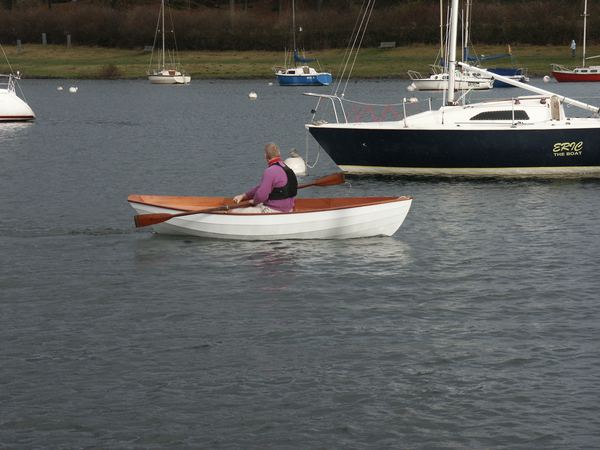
<box><xmin>1</xmin><ymin>44</ymin><xmax>595</xmax><ymax>80</ymax></box>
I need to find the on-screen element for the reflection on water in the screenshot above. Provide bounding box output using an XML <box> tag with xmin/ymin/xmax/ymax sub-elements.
<box><xmin>0</xmin><ymin>122</ymin><xmax>34</xmax><ymax>145</ymax></box>
<box><xmin>133</xmin><ymin>232</ymin><xmax>412</xmax><ymax>278</ymax></box>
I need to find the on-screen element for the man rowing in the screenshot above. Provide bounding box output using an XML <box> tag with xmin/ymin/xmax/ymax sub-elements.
<box><xmin>232</xmin><ymin>142</ymin><xmax>298</xmax><ymax>213</ymax></box>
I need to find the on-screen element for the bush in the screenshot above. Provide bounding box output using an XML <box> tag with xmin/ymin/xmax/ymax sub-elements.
<box><xmin>0</xmin><ymin>1</ymin><xmax>595</xmax><ymax>50</ymax></box>
<box><xmin>96</xmin><ymin>63</ymin><xmax>122</xmax><ymax>78</ymax></box>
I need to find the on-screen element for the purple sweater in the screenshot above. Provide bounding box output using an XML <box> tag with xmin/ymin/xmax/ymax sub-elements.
<box><xmin>245</xmin><ymin>163</ymin><xmax>295</xmax><ymax>212</ymax></box>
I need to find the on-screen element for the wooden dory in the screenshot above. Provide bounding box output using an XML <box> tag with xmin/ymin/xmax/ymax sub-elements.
<box><xmin>128</xmin><ymin>194</ymin><xmax>412</xmax><ymax>240</ymax></box>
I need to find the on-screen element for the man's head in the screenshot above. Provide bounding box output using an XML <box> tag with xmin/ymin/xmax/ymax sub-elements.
<box><xmin>264</xmin><ymin>142</ymin><xmax>281</xmax><ymax>161</ymax></box>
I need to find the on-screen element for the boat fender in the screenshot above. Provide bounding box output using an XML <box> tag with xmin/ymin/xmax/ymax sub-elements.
<box><xmin>284</xmin><ymin>149</ymin><xmax>307</xmax><ymax>176</ymax></box>
<box><xmin>269</xmin><ymin>163</ymin><xmax>298</xmax><ymax>200</ymax></box>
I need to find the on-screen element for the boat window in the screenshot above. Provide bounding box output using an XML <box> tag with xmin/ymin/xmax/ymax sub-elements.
<box><xmin>303</xmin><ymin>67</ymin><xmax>310</xmax><ymax>74</ymax></box>
<box><xmin>470</xmin><ymin>110</ymin><xmax>529</xmax><ymax>120</ymax></box>
<box><xmin>287</xmin><ymin>70</ymin><xmax>295</xmax><ymax>74</ymax></box>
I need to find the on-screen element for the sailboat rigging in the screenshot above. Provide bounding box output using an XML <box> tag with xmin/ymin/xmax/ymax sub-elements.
<box><xmin>147</xmin><ymin>0</ymin><xmax>190</xmax><ymax>85</ymax></box>
<box><xmin>305</xmin><ymin>0</ymin><xmax>600</xmax><ymax>177</ymax></box>
<box><xmin>407</xmin><ymin>0</ymin><xmax>493</xmax><ymax>91</ymax></box>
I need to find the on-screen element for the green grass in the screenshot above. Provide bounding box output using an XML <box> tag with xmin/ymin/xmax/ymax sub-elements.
<box><xmin>1</xmin><ymin>43</ymin><xmax>599</xmax><ymax>79</ymax></box>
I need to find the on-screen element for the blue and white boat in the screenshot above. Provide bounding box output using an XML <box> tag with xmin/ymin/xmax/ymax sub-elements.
<box><xmin>274</xmin><ymin>0</ymin><xmax>332</xmax><ymax>87</ymax></box>
<box><xmin>275</xmin><ymin>51</ymin><xmax>332</xmax><ymax>86</ymax></box>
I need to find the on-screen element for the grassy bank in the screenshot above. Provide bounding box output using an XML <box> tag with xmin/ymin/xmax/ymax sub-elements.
<box><xmin>1</xmin><ymin>44</ymin><xmax>598</xmax><ymax>79</ymax></box>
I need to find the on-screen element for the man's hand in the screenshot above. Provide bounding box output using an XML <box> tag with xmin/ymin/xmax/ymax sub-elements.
<box><xmin>233</xmin><ymin>194</ymin><xmax>246</xmax><ymax>204</ymax></box>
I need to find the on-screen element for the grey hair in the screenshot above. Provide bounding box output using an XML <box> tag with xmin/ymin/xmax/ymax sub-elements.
<box><xmin>264</xmin><ymin>142</ymin><xmax>281</xmax><ymax>159</ymax></box>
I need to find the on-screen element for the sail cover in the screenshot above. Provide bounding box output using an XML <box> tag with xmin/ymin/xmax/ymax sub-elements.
<box><xmin>294</xmin><ymin>50</ymin><xmax>316</xmax><ymax>64</ymax></box>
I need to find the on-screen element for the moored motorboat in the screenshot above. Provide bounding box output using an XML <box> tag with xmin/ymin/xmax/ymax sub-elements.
<box><xmin>128</xmin><ymin>194</ymin><xmax>412</xmax><ymax>240</ymax></box>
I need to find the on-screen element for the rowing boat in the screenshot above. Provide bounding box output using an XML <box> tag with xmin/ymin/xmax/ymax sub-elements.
<box><xmin>128</xmin><ymin>194</ymin><xmax>412</xmax><ymax>240</ymax></box>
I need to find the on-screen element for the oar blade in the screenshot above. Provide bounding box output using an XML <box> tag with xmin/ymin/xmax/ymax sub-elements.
<box><xmin>134</xmin><ymin>213</ymin><xmax>174</xmax><ymax>228</ymax></box>
<box><xmin>314</xmin><ymin>172</ymin><xmax>345</xmax><ymax>187</ymax></box>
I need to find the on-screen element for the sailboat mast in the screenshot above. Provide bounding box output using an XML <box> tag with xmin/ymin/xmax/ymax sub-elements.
<box><xmin>464</xmin><ymin>0</ymin><xmax>471</xmax><ymax>61</ymax></box>
<box><xmin>447</xmin><ymin>0</ymin><xmax>459</xmax><ymax>103</ymax></box>
<box><xmin>439</xmin><ymin>0</ymin><xmax>444</xmax><ymax>58</ymax></box>
<box><xmin>161</xmin><ymin>0</ymin><xmax>166</xmax><ymax>70</ymax></box>
<box><xmin>582</xmin><ymin>0</ymin><xmax>588</xmax><ymax>67</ymax></box>
<box><xmin>292</xmin><ymin>0</ymin><xmax>296</xmax><ymax>51</ymax></box>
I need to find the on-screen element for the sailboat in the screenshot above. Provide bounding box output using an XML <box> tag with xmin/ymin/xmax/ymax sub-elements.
<box><xmin>147</xmin><ymin>0</ymin><xmax>190</xmax><ymax>85</ymax></box>
<box><xmin>407</xmin><ymin>0</ymin><xmax>492</xmax><ymax>92</ymax></box>
<box><xmin>274</xmin><ymin>0</ymin><xmax>332</xmax><ymax>86</ymax></box>
<box><xmin>305</xmin><ymin>0</ymin><xmax>600</xmax><ymax>177</ymax></box>
<box><xmin>461</xmin><ymin>0</ymin><xmax>528</xmax><ymax>88</ymax></box>
<box><xmin>551</xmin><ymin>0</ymin><xmax>600</xmax><ymax>82</ymax></box>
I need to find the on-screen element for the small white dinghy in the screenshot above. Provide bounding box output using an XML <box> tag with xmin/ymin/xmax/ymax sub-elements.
<box><xmin>128</xmin><ymin>194</ymin><xmax>412</xmax><ymax>240</ymax></box>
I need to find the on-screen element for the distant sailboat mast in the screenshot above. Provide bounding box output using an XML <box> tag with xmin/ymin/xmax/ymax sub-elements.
<box><xmin>582</xmin><ymin>0</ymin><xmax>588</xmax><ymax>68</ymax></box>
<box><xmin>292</xmin><ymin>0</ymin><xmax>296</xmax><ymax>53</ymax></box>
<box><xmin>161</xmin><ymin>0</ymin><xmax>166</xmax><ymax>70</ymax></box>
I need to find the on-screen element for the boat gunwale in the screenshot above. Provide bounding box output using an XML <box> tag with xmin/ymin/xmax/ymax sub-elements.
<box><xmin>128</xmin><ymin>195</ymin><xmax>412</xmax><ymax>216</ymax></box>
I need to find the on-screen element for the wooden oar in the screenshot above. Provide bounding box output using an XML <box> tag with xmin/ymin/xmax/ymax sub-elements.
<box><xmin>133</xmin><ymin>172</ymin><xmax>345</xmax><ymax>228</ymax></box>
<box><xmin>134</xmin><ymin>201</ymin><xmax>253</xmax><ymax>228</ymax></box>
<box><xmin>298</xmin><ymin>171</ymin><xmax>344</xmax><ymax>188</ymax></box>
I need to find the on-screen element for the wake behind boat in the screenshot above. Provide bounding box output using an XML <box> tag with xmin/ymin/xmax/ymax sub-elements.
<box><xmin>128</xmin><ymin>194</ymin><xmax>412</xmax><ymax>240</ymax></box>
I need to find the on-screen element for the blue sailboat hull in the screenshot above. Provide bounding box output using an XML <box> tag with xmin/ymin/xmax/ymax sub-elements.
<box><xmin>277</xmin><ymin>73</ymin><xmax>332</xmax><ymax>86</ymax></box>
<box><xmin>488</xmin><ymin>68</ymin><xmax>528</xmax><ymax>87</ymax></box>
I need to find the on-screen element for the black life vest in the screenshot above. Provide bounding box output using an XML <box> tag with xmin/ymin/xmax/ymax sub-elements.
<box><xmin>268</xmin><ymin>162</ymin><xmax>298</xmax><ymax>200</ymax></box>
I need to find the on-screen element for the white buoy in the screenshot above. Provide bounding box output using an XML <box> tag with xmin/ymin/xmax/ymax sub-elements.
<box><xmin>248</xmin><ymin>91</ymin><xmax>258</xmax><ymax>99</ymax></box>
<box><xmin>69</xmin><ymin>86</ymin><xmax>78</xmax><ymax>93</ymax></box>
<box><xmin>268</xmin><ymin>82</ymin><xmax>273</xmax><ymax>86</ymax></box>
<box><xmin>406</xmin><ymin>83</ymin><xmax>416</xmax><ymax>92</ymax></box>
<box><xmin>284</xmin><ymin>149</ymin><xmax>307</xmax><ymax>176</ymax></box>
<box><xmin>57</xmin><ymin>86</ymin><xmax>63</xmax><ymax>91</ymax></box>
<box><xmin>543</xmin><ymin>75</ymin><xmax>551</xmax><ymax>83</ymax></box>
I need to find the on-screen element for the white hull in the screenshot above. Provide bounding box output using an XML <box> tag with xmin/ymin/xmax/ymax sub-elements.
<box><xmin>129</xmin><ymin>196</ymin><xmax>412</xmax><ymax>240</ymax></box>
<box><xmin>147</xmin><ymin>0</ymin><xmax>190</xmax><ymax>85</ymax></box>
<box><xmin>409</xmin><ymin>77</ymin><xmax>493</xmax><ymax>91</ymax></box>
<box><xmin>0</xmin><ymin>85</ymin><xmax>35</xmax><ymax>122</ymax></box>
<box><xmin>148</xmin><ymin>74</ymin><xmax>191</xmax><ymax>85</ymax></box>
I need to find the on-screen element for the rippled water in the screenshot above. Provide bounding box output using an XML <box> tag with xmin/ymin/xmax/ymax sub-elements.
<box><xmin>1</xmin><ymin>79</ymin><xmax>599</xmax><ymax>449</ymax></box>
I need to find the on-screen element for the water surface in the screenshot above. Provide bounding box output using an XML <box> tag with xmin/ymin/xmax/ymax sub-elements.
<box><xmin>1</xmin><ymin>79</ymin><xmax>599</xmax><ymax>449</ymax></box>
